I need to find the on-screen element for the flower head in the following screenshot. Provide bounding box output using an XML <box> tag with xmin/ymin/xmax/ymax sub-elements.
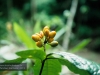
<box><xmin>32</xmin><ymin>26</ymin><xmax>58</xmax><ymax>47</ymax></box>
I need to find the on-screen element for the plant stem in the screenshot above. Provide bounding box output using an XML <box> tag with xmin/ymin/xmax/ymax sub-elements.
<box><xmin>43</xmin><ymin>38</ymin><xmax>47</xmax><ymax>52</ymax></box>
<box><xmin>39</xmin><ymin>38</ymin><xmax>47</xmax><ymax>75</ymax></box>
<box><xmin>39</xmin><ymin>59</ymin><xmax>46</xmax><ymax>75</ymax></box>
<box><xmin>43</xmin><ymin>44</ymin><xmax>46</xmax><ymax>52</ymax></box>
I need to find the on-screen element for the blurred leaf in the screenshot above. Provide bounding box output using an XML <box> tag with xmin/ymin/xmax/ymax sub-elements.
<box><xmin>53</xmin><ymin>52</ymin><xmax>100</xmax><ymax>75</ymax></box>
<box><xmin>4</xmin><ymin>58</ymin><xmax>26</xmax><ymax>63</ymax></box>
<box><xmin>35</xmin><ymin>0</ymin><xmax>56</xmax><ymax>12</ymax></box>
<box><xmin>13</xmin><ymin>22</ymin><xmax>36</xmax><ymax>48</ymax></box>
<box><xmin>33</xmin><ymin>21</ymin><xmax>41</xmax><ymax>33</ymax></box>
<box><xmin>70</xmin><ymin>39</ymin><xmax>91</xmax><ymax>53</ymax></box>
<box><xmin>16</xmin><ymin>49</ymin><xmax>46</xmax><ymax>60</ymax></box>
<box><xmin>51</xmin><ymin>16</ymin><xmax>63</xmax><ymax>26</ymax></box>
<box><xmin>55</xmin><ymin>26</ymin><xmax>66</xmax><ymax>40</ymax></box>
<box><xmin>34</xmin><ymin>11</ymin><xmax>50</xmax><ymax>24</ymax></box>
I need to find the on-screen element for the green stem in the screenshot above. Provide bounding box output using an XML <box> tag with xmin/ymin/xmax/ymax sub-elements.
<box><xmin>39</xmin><ymin>38</ymin><xmax>47</xmax><ymax>75</ymax></box>
<box><xmin>43</xmin><ymin>44</ymin><xmax>46</xmax><ymax>52</ymax></box>
<box><xmin>39</xmin><ymin>59</ymin><xmax>46</xmax><ymax>75</ymax></box>
<box><xmin>39</xmin><ymin>56</ymin><xmax>57</xmax><ymax>75</ymax></box>
<box><xmin>43</xmin><ymin>38</ymin><xmax>47</xmax><ymax>52</ymax></box>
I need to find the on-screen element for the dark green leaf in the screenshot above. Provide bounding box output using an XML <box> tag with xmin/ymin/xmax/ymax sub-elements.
<box><xmin>53</xmin><ymin>52</ymin><xmax>100</xmax><ymax>75</ymax></box>
<box><xmin>16</xmin><ymin>50</ymin><xmax>46</xmax><ymax>60</ymax></box>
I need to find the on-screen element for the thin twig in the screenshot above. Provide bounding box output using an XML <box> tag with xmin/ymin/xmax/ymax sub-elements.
<box><xmin>63</xmin><ymin>0</ymin><xmax>78</xmax><ymax>50</ymax></box>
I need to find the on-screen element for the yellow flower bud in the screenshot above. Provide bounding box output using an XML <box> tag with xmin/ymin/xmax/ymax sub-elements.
<box><xmin>43</xmin><ymin>29</ymin><xmax>50</xmax><ymax>37</ymax></box>
<box><xmin>49</xmin><ymin>41</ymin><xmax>58</xmax><ymax>47</ymax></box>
<box><xmin>36</xmin><ymin>41</ymin><xmax>43</xmax><ymax>47</ymax></box>
<box><xmin>49</xmin><ymin>31</ymin><xmax>56</xmax><ymax>38</ymax></box>
<box><xmin>43</xmin><ymin>26</ymin><xmax>50</xmax><ymax>37</ymax></box>
<box><xmin>36</xmin><ymin>33</ymin><xmax>42</xmax><ymax>38</ymax></box>
<box><xmin>39</xmin><ymin>31</ymin><xmax>44</xmax><ymax>38</ymax></box>
<box><xmin>43</xmin><ymin>26</ymin><xmax>49</xmax><ymax>30</ymax></box>
<box><xmin>32</xmin><ymin>34</ymin><xmax>41</xmax><ymax>42</ymax></box>
<box><xmin>47</xmin><ymin>38</ymin><xmax>54</xmax><ymax>43</ymax></box>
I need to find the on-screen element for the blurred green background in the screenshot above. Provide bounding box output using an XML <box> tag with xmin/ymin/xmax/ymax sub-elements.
<box><xmin>0</xmin><ymin>0</ymin><xmax>100</xmax><ymax>74</ymax></box>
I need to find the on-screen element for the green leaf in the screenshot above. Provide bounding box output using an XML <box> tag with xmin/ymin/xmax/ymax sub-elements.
<box><xmin>13</xmin><ymin>22</ymin><xmax>36</xmax><ymax>48</ymax></box>
<box><xmin>16</xmin><ymin>49</ymin><xmax>46</xmax><ymax>60</ymax></box>
<box><xmin>33</xmin><ymin>59</ymin><xmax>42</xmax><ymax>75</ymax></box>
<box><xmin>4</xmin><ymin>58</ymin><xmax>26</xmax><ymax>63</ymax></box>
<box><xmin>53</xmin><ymin>52</ymin><xmax>100</xmax><ymax>75</ymax></box>
<box><xmin>42</xmin><ymin>59</ymin><xmax>61</xmax><ymax>75</ymax></box>
<box><xmin>33</xmin><ymin>20</ymin><xmax>41</xmax><ymax>33</ymax></box>
<box><xmin>33</xmin><ymin>59</ymin><xmax>61</xmax><ymax>75</ymax></box>
<box><xmin>70</xmin><ymin>39</ymin><xmax>91</xmax><ymax>53</ymax></box>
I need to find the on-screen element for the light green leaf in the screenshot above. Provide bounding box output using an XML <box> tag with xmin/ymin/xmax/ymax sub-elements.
<box><xmin>53</xmin><ymin>52</ymin><xmax>100</xmax><ymax>75</ymax></box>
<box><xmin>13</xmin><ymin>22</ymin><xmax>36</xmax><ymax>48</ymax></box>
<box><xmin>70</xmin><ymin>39</ymin><xmax>91</xmax><ymax>53</ymax></box>
<box><xmin>16</xmin><ymin>49</ymin><xmax>46</xmax><ymax>60</ymax></box>
<box><xmin>42</xmin><ymin>59</ymin><xmax>61</xmax><ymax>75</ymax></box>
<box><xmin>33</xmin><ymin>59</ymin><xmax>41</xmax><ymax>75</ymax></box>
<box><xmin>33</xmin><ymin>20</ymin><xmax>41</xmax><ymax>33</ymax></box>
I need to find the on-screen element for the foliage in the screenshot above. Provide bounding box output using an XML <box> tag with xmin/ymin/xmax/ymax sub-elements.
<box><xmin>53</xmin><ymin>52</ymin><xmax>100</xmax><ymax>75</ymax></box>
<box><xmin>16</xmin><ymin>49</ymin><xmax>46</xmax><ymax>60</ymax></box>
<box><xmin>13</xmin><ymin>22</ymin><xmax>36</xmax><ymax>48</ymax></box>
<box><xmin>2</xmin><ymin>26</ymin><xmax>100</xmax><ymax>75</ymax></box>
<box><xmin>2</xmin><ymin>49</ymin><xmax>100</xmax><ymax>75</ymax></box>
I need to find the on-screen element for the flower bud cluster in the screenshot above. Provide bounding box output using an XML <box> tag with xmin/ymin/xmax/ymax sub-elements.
<box><xmin>32</xmin><ymin>26</ymin><xmax>58</xmax><ymax>47</ymax></box>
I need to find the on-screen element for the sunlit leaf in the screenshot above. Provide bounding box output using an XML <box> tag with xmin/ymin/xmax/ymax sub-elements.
<box><xmin>16</xmin><ymin>49</ymin><xmax>46</xmax><ymax>60</ymax></box>
<box><xmin>13</xmin><ymin>22</ymin><xmax>36</xmax><ymax>48</ymax></box>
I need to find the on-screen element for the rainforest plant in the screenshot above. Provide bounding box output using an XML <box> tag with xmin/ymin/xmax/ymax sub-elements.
<box><xmin>2</xmin><ymin>25</ymin><xmax>100</xmax><ymax>75</ymax></box>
